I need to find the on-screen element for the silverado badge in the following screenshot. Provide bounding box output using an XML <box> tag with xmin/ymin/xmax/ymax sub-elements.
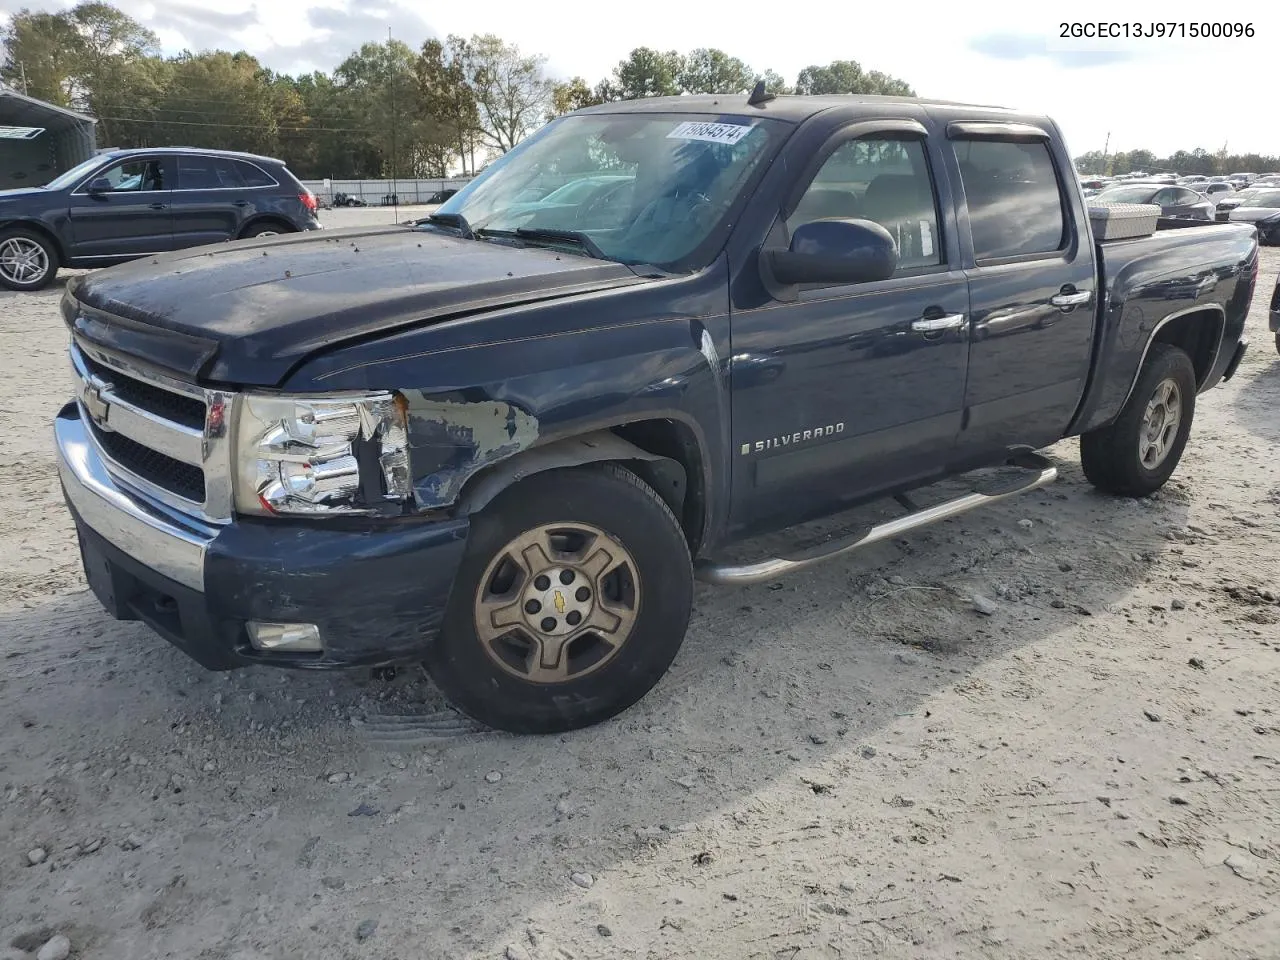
<box><xmin>741</xmin><ymin>422</ymin><xmax>845</xmax><ymax>455</ymax></box>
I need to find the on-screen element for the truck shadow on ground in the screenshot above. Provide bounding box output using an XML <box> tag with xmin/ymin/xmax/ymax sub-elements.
<box><xmin>0</xmin><ymin>452</ymin><xmax>1193</xmax><ymax>958</ymax></box>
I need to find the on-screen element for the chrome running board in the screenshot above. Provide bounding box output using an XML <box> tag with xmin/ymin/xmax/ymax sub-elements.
<box><xmin>694</xmin><ymin>450</ymin><xmax>1058</xmax><ymax>586</ymax></box>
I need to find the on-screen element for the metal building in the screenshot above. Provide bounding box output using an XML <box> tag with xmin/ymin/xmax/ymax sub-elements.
<box><xmin>0</xmin><ymin>85</ymin><xmax>98</xmax><ymax>190</ymax></box>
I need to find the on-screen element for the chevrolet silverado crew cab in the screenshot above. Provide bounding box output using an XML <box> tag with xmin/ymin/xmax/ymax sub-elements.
<box><xmin>54</xmin><ymin>90</ymin><xmax>1258</xmax><ymax>734</ymax></box>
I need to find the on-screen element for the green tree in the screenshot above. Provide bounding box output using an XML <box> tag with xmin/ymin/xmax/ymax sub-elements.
<box><xmin>606</xmin><ymin>47</ymin><xmax>684</xmax><ymax>99</ymax></box>
<box><xmin>548</xmin><ymin>76</ymin><xmax>601</xmax><ymax>118</ymax></box>
<box><xmin>465</xmin><ymin>34</ymin><xmax>552</xmax><ymax>153</ymax></box>
<box><xmin>795</xmin><ymin>59</ymin><xmax>915</xmax><ymax>96</ymax></box>
<box><xmin>0</xmin><ymin>10</ymin><xmax>82</xmax><ymax>104</ymax></box>
<box><xmin>416</xmin><ymin>38</ymin><xmax>475</xmax><ymax>174</ymax></box>
<box><xmin>678</xmin><ymin>48</ymin><xmax>755</xmax><ymax>94</ymax></box>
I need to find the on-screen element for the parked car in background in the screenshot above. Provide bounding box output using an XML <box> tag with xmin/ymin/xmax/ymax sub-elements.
<box><xmin>1198</xmin><ymin>181</ymin><xmax>1235</xmax><ymax>201</ymax></box>
<box><xmin>1219</xmin><ymin>187</ymin><xmax>1280</xmax><ymax>244</ymax></box>
<box><xmin>0</xmin><ymin>147</ymin><xmax>320</xmax><ymax>291</ymax></box>
<box><xmin>1271</xmin><ymin>271</ymin><xmax>1280</xmax><ymax>354</ymax></box>
<box><xmin>425</xmin><ymin>189</ymin><xmax>458</xmax><ymax>204</ymax></box>
<box><xmin>1091</xmin><ymin>182</ymin><xmax>1215</xmax><ymax>220</ymax></box>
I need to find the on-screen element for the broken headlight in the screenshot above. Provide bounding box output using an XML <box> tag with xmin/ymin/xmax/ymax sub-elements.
<box><xmin>233</xmin><ymin>392</ymin><xmax>412</xmax><ymax>516</ymax></box>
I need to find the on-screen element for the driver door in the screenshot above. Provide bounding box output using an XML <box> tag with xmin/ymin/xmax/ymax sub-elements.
<box><xmin>67</xmin><ymin>156</ymin><xmax>174</xmax><ymax>261</ymax></box>
<box><xmin>729</xmin><ymin>128</ymin><xmax>970</xmax><ymax>535</ymax></box>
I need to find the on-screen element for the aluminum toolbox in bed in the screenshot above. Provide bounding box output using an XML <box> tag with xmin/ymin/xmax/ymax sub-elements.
<box><xmin>1088</xmin><ymin>202</ymin><xmax>1162</xmax><ymax>241</ymax></box>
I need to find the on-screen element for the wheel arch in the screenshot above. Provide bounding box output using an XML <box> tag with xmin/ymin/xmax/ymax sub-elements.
<box><xmin>454</xmin><ymin>420</ymin><xmax>709</xmax><ymax>555</ymax></box>
<box><xmin>1147</xmin><ymin>305</ymin><xmax>1224</xmax><ymax>391</ymax></box>
<box><xmin>0</xmin><ymin>219</ymin><xmax>66</xmax><ymax>264</ymax></box>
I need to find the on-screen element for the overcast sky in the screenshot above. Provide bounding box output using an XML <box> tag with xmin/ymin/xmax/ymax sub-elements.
<box><xmin>3</xmin><ymin>0</ymin><xmax>1277</xmax><ymax>159</ymax></box>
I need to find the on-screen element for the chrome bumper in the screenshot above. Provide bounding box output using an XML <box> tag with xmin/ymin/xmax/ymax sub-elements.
<box><xmin>55</xmin><ymin>410</ymin><xmax>216</xmax><ymax>593</ymax></box>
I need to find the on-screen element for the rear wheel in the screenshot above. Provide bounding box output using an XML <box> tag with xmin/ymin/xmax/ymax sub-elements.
<box><xmin>0</xmin><ymin>228</ymin><xmax>58</xmax><ymax>291</ymax></box>
<box><xmin>1080</xmin><ymin>342</ymin><xmax>1197</xmax><ymax>497</ymax></box>
<box><xmin>425</xmin><ymin>464</ymin><xmax>693</xmax><ymax>734</ymax></box>
<box><xmin>241</xmin><ymin>223</ymin><xmax>289</xmax><ymax>239</ymax></box>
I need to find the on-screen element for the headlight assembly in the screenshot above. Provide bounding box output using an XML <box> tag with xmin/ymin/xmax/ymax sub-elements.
<box><xmin>233</xmin><ymin>392</ymin><xmax>412</xmax><ymax>516</ymax></box>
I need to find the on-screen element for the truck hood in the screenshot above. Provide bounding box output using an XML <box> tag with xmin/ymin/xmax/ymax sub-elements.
<box><xmin>65</xmin><ymin>225</ymin><xmax>646</xmax><ymax>386</ymax></box>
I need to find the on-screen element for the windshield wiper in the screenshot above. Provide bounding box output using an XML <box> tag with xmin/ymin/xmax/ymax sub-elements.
<box><xmin>422</xmin><ymin>211</ymin><xmax>475</xmax><ymax>240</ymax></box>
<box><xmin>511</xmin><ymin>227</ymin><xmax>608</xmax><ymax>261</ymax></box>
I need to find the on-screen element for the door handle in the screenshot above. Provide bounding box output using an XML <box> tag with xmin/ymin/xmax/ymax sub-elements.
<box><xmin>149</xmin><ymin>203</ymin><xmax>167</xmax><ymax>210</ymax></box>
<box><xmin>911</xmin><ymin>313</ymin><xmax>966</xmax><ymax>333</ymax></box>
<box><xmin>233</xmin><ymin>200</ymin><xmax>250</xmax><ymax>207</ymax></box>
<box><xmin>1050</xmin><ymin>290</ymin><xmax>1092</xmax><ymax>309</ymax></box>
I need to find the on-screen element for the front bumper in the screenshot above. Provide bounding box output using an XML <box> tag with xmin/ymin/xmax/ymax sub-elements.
<box><xmin>55</xmin><ymin>404</ymin><xmax>468</xmax><ymax>670</ymax></box>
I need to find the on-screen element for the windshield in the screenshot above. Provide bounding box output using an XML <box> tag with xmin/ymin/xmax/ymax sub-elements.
<box><xmin>1094</xmin><ymin>185</ymin><xmax>1160</xmax><ymax>203</ymax></box>
<box><xmin>432</xmin><ymin>113</ymin><xmax>787</xmax><ymax>268</ymax></box>
<box><xmin>42</xmin><ymin>155</ymin><xmax>111</xmax><ymax>191</ymax></box>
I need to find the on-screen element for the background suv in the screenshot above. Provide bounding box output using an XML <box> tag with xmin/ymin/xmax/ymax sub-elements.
<box><xmin>0</xmin><ymin>147</ymin><xmax>320</xmax><ymax>291</ymax></box>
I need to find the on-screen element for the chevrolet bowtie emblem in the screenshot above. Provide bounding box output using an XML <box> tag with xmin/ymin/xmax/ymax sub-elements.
<box><xmin>553</xmin><ymin>590</ymin><xmax>566</xmax><ymax>614</ymax></box>
<box><xmin>82</xmin><ymin>380</ymin><xmax>111</xmax><ymax>429</ymax></box>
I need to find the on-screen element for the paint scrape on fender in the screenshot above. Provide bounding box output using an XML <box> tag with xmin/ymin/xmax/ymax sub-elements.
<box><xmin>402</xmin><ymin>392</ymin><xmax>540</xmax><ymax>506</ymax></box>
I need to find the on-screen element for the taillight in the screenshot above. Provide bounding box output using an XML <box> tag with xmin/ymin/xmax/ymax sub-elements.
<box><xmin>300</xmin><ymin>191</ymin><xmax>317</xmax><ymax>214</ymax></box>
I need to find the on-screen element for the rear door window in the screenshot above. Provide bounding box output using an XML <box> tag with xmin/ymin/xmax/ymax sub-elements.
<box><xmin>177</xmin><ymin>156</ymin><xmax>245</xmax><ymax>190</ymax></box>
<box><xmin>953</xmin><ymin>139</ymin><xmax>1067</xmax><ymax>261</ymax></box>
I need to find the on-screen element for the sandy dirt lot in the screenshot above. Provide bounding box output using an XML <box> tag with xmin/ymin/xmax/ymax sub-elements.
<box><xmin>1</xmin><ymin>227</ymin><xmax>1277</xmax><ymax>960</ymax></box>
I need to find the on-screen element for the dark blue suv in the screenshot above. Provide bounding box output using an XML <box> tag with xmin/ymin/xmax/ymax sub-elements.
<box><xmin>0</xmin><ymin>147</ymin><xmax>321</xmax><ymax>291</ymax></box>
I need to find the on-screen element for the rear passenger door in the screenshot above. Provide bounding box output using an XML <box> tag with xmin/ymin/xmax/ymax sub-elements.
<box><xmin>172</xmin><ymin>155</ymin><xmax>251</xmax><ymax>248</ymax></box>
<box><xmin>948</xmin><ymin>129</ymin><xmax>1096</xmax><ymax>459</ymax></box>
<box><xmin>730</xmin><ymin>123</ymin><xmax>970</xmax><ymax>534</ymax></box>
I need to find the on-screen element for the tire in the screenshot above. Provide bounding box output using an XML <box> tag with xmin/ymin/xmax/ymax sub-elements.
<box><xmin>0</xmin><ymin>227</ymin><xmax>59</xmax><ymax>291</ymax></box>
<box><xmin>425</xmin><ymin>463</ymin><xmax>693</xmax><ymax>734</ymax></box>
<box><xmin>1080</xmin><ymin>342</ymin><xmax>1197</xmax><ymax>497</ymax></box>
<box><xmin>241</xmin><ymin>223</ymin><xmax>289</xmax><ymax>239</ymax></box>
<box><xmin>1274</xmin><ymin>332</ymin><xmax>1280</xmax><ymax>356</ymax></box>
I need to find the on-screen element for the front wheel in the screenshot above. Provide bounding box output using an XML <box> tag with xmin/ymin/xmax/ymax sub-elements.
<box><xmin>0</xmin><ymin>228</ymin><xmax>58</xmax><ymax>291</ymax></box>
<box><xmin>1080</xmin><ymin>342</ymin><xmax>1197</xmax><ymax>497</ymax></box>
<box><xmin>425</xmin><ymin>464</ymin><xmax>693</xmax><ymax>734</ymax></box>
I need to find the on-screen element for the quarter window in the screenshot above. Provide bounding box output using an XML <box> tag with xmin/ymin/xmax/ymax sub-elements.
<box><xmin>235</xmin><ymin>160</ymin><xmax>276</xmax><ymax>187</ymax></box>
<box><xmin>953</xmin><ymin>139</ymin><xmax>1066</xmax><ymax>260</ymax></box>
<box><xmin>788</xmin><ymin>136</ymin><xmax>942</xmax><ymax>272</ymax></box>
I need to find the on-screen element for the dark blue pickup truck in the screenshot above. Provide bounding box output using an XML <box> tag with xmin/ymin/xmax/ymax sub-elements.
<box><xmin>53</xmin><ymin>91</ymin><xmax>1258</xmax><ymax>733</ymax></box>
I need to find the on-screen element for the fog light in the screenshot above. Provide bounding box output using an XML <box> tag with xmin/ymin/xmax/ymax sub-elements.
<box><xmin>247</xmin><ymin>621</ymin><xmax>322</xmax><ymax>652</ymax></box>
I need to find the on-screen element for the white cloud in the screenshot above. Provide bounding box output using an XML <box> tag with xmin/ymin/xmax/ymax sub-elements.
<box><xmin>4</xmin><ymin>0</ymin><xmax>1277</xmax><ymax>157</ymax></box>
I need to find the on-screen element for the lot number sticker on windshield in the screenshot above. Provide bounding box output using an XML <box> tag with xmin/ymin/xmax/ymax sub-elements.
<box><xmin>667</xmin><ymin>121</ymin><xmax>753</xmax><ymax>145</ymax></box>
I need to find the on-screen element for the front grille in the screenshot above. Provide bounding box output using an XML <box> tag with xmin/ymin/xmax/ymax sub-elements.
<box><xmin>70</xmin><ymin>340</ymin><xmax>223</xmax><ymax>515</ymax></box>
<box><xmin>89</xmin><ymin>420</ymin><xmax>206</xmax><ymax>502</ymax></box>
<box><xmin>80</xmin><ymin>352</ymin><xmax>205</xmax><ymax>430</ymax></box>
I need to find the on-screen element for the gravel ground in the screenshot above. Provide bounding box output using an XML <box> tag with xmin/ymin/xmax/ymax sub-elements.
<box><xmin>1</xmin><ymin>231</ymin><xmax>1278</xmax><ymax>960</ymax></box>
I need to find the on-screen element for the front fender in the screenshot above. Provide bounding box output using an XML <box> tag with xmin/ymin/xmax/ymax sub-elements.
<box><xmin>283</xmin><ymin>260</ymin><xmax>733</xmax><ymax>542</ymax></box>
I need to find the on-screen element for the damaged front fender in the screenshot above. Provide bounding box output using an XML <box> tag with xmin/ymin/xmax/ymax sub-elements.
<box><xmin>402</xmin><ymin>392</ymin><xmax>540</xmax><ymax>508</ymax></box>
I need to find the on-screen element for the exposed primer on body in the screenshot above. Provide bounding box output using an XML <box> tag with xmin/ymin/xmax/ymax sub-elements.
<box><xmin>404</xmin><ymin>393</ymin><xmax>540</xmax><ymax>506</ymax></box>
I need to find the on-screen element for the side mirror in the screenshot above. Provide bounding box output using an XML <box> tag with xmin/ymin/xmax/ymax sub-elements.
<box><xmin>763</xmin><ymin>219</ymin><xmax>898</xmax><ymax>286</ymax></box>
<box><xmin>87</xmin><ymin>178</ymin><xmax>112</xmax><ymax>195</ymax></box>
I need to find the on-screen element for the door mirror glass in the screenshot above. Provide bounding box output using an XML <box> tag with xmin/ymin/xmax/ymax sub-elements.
<box><xmin>87</xmin><ymin>177</ymin><xmax>112</xmax><ymax>195</ymax></box>
<box><xmin>764</xmin><ymin>218</ymin><xmax>899</xmax><ymax>286</ymax></box>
